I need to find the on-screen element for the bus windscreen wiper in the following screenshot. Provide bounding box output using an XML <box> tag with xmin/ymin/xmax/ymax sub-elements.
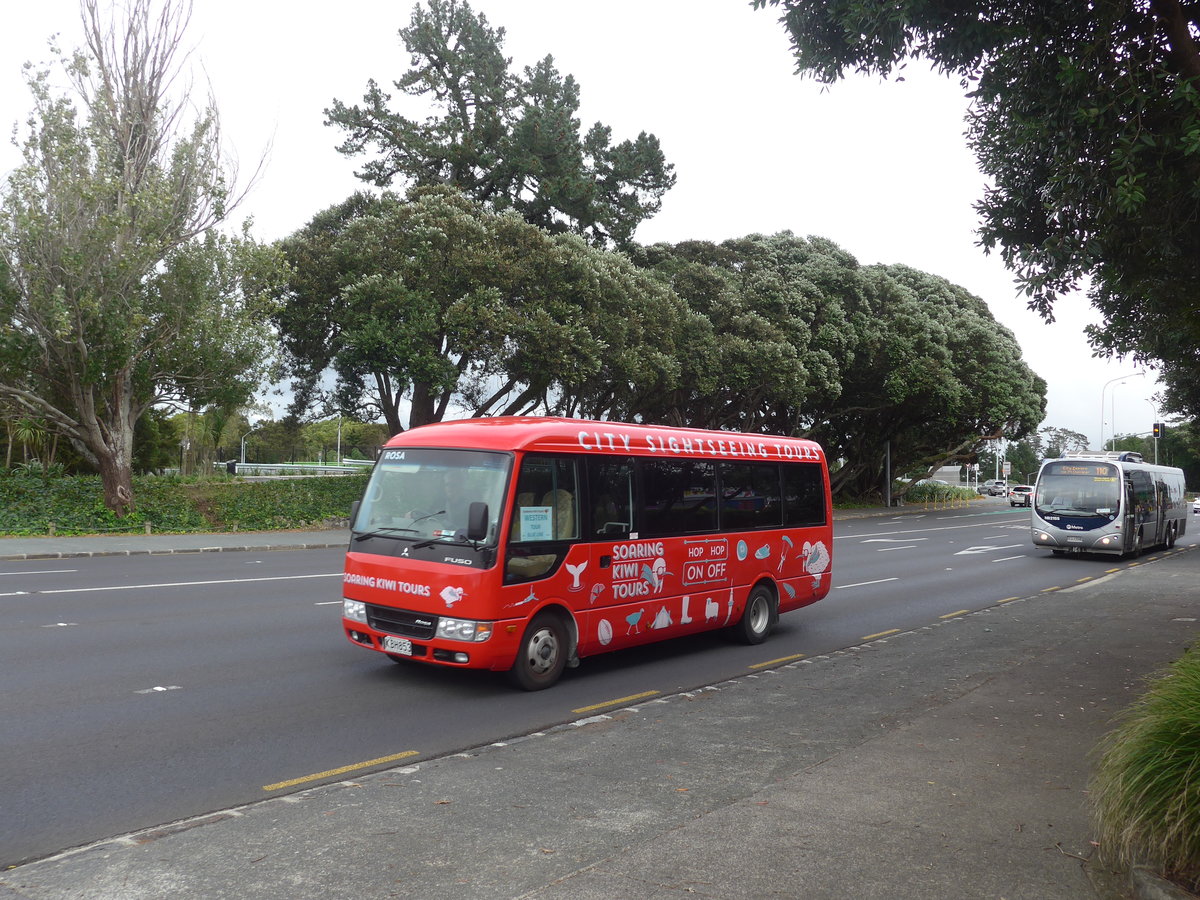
<box><xmin>352</xmin><ymin>526</ymin><xmax>418</xmax><ymax>542</ymax></box>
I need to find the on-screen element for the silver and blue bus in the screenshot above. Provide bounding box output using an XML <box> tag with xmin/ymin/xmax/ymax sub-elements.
<box><xmin>1031</xmin><ymin>452</ymin><xmax>1188</xmax><ymax>557</ymax></box>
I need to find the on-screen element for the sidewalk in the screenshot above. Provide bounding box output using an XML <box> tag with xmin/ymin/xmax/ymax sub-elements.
<box><xmin>0</xmin><ymin>528</ymin><xmax>352</xmax><ymax>560</ymax></box>
<box><xmin>2</xmin><ymin>509</ymin><xmax>1197</xmax><ymax>899</ymax></box>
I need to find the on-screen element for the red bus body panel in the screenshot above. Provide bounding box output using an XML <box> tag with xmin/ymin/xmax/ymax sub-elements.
<box><xmin>342</xmin><ymin>417</ymin><xmax>833</xmax><ymax>674</ymax></box>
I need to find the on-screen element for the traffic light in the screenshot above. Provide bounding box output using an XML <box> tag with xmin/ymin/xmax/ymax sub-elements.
<box><xmin>1153</xmin><ymin>422</ymin><xmax>1165</xmax><ymax>438</ymax></box>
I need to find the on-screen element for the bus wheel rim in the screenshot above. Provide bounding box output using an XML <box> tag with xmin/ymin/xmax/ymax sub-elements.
<box><xmin>527</xmin><ymin>628</ymin><xmax>559</xmax><ymax>674</ymax></box>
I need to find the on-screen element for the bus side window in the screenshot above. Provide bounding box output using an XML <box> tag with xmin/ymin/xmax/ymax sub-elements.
<box><xmin>719</xmin><ymin>462</ymin><xmax>783</xmax><ymax>530</ymax></box>
<box><xmin>783</xmin><ymin>462</ymin><xmax>826</xmax><ymax>527</ymax></box>
<box><xmin>505</xmin><ymin>456</ymin><xmax>580</xmax><ymax>583</ymax></box>
<box><xmin>587</xmin><ymin>457</ymin><xmax>634</xmax><ymax>539</ymax></box>
<box><xmin>509</xmin><ymin>457</ymin><xmax>579</xmax><ymax>543</ymax></box>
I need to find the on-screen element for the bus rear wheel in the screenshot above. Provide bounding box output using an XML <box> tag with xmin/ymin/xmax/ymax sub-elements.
<box><xmin>509</xmin><ymin>612</ymin><xmax>568</xmax><ymax>691</ymax></box>
<box><xmin>732</xmin><ymin>585</ymin><xmax>775</xmax><ymax>645</ymax></box>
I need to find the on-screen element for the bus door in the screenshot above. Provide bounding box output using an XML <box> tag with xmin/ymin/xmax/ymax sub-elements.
<box><xmin>503</xmin><ymin>454</ymin><xmax>586</xmax><ymax>613</ymax></box>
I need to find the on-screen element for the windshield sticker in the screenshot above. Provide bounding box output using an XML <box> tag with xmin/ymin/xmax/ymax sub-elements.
<box><xmin>520</xmin><ymin>506</ymin><xmax>553</xmax><ymax>541</ymax></box>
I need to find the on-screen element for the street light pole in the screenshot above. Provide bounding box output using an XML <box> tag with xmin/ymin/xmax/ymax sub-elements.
<box><xmin>240</xmin><ymin>423</ymin><xmax>262</xmax><ymax>464</ymax></box>
<box><xmin>1099</xmin><ymin>371</ymin><xmax>1145</xmax><ymax>451</ymax></box>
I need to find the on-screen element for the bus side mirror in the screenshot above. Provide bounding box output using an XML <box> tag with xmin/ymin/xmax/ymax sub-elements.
<box><xmin>349</xmin><ymin>500</ymin><xmax>360</xmax><ymax>529</ymax></box>
<box><xmin>467</xmin><ymin>501</ymin><xmax>488</xmax><ymax>542</ymax></box>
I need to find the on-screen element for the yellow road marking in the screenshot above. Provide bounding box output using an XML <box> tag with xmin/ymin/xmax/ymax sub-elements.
<box><xmin>749</xmin><ymin>653</ymin><xmax>806</xmax><ymax>669</ymax></box>
<box><xmin>939</xmin><ymin>609</ymin><xmax>969</xmax><ymax>619</ymax></box>
<box><xmin>862</xmin><ymin>628</ymin><xmax>901</xmax><ymax>641</ymax></box>
<box><xmin>572</xmin><ymin>690</ymin><xmax>660</xmax><ymax>714</ymax></box>
<box><xmin>1076</xmin><ymin>576</ymin><xmax>1093</xmax><ymax>583</ymax></box>
<box><xmin>263</xmin><ymin>750</ymin><xmax>419</xmax><ymax>791</ymax></box>
<box><xmin>998</xmin><ymin>596</ymin><xmax>1019</xmax><ymax>603</ymax></box>
<box><xmin>1041</xmin><ymin>586</ymin><xmax>1060</xmax><ymax>593</ymax></box>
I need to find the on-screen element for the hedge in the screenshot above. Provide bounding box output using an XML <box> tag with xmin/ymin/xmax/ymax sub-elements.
<box><xmin>0</xmin><ymin>474</ymin><xmax>368</xmax><ymax>536</ymax></box>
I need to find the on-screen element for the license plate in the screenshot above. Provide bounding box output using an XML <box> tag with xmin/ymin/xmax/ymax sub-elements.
<box><xmin>382</xmin><ymin>635</ymin><xmax>413</xmax><ymax>656</ymax></box>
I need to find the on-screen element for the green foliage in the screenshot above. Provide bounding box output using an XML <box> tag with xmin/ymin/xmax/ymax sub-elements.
<box><xmin>274</xmin><ymin>187</ymin><xmax>685</xmax><ymax>431</ymax></box>
<box><xmin>0</xmin><ymin>0</ymin><xmax>286</xmax><ymax>514</ymax></box>
<box><xmin>634</xmin><ymin>234</ymin><xmax>1046</xmax><ymax>497</ymax></box>
<box><xmin>0</xmin><ymin>474</ymin><xmax>367</xmax><ymax>536</ymax></box>
<box><xmin>1091</xmin><ymin>645</ymin><xmax>1200</xmax><ymax>891</ymax></box>
<box><xmin>903</xmin><ymin>481</ymin><xmax>977</xmax><ymax>504</ymax></box>
<box><xmin>1108</xmin><ymin>420</ymin><xmax>1200</xmax><ymax>487</ymax></box>
<box><xmin>324</xmin><ymin>0</ymin><xmax>674</xmax><ymax>248</ymax></box>
<box><xmin>753</xmin><ymin>0</ymin><xmax>1200</xmax><ymax>423</ymax></box>
<box><xmin>1003</xmin><ymin>439</ymin><xmax>1040</xmax><ymax>485</ymax></box>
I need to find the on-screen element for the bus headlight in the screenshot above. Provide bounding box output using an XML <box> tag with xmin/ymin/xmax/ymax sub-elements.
<box><xmin>436</xmin><ymin>618</ymin><xmax>493</xmax><ymax>642</ymax></box>
<box><xmin>343</xmin><ymin>599</ymin><xmax>367</xmax><ymax>623</ymax></box>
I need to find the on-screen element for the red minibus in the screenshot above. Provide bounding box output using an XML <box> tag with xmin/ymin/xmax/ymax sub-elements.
<box><xmin>342</xmin><ymin>417</ymin><xmax>833</xmax><ymax>689</ymax></box>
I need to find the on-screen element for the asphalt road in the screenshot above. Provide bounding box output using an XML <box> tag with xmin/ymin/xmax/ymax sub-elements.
<box><xmin>4</xmin><ymin>500</ymin><xmax>1191</xmax><ymax>867</ymax></box>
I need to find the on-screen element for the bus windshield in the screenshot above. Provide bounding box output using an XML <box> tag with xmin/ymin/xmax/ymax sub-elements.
<box><xmin>1034</xmin><ymin>461</ymin><xmax>1121</xmax><ymax>518</ymax></box>
<box><xmin>354</xmin><ymin>449</ymin><xmax>510</xmax><ymax>545</ymax></box>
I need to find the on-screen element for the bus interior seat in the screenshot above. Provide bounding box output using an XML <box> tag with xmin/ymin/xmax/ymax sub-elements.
<box><xmin>541</xmin><ymin>489</ymin><xmax>576</xmax><ymax>540</ymax></box>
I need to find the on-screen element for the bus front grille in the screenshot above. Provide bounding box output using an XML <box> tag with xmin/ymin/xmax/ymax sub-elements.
<box><xmin>366</xmin><ymin>605</ymin><xmax>438</xmax><ymax>640</ymax></box>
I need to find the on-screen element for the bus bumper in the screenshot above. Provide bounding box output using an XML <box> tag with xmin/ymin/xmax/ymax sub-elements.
<box><xmin>342</xmin><ymin>617</ymin><xmax>523</xmax><ymax>672</ymax></box>
<box><xmin>1031</xmin><ymin>528</ymin><xmax>1124</xmax><ymax>555</ymax></box>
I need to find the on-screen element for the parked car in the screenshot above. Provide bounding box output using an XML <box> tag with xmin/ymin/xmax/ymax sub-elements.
<box><xmin>1008</xmin><ymin>484</ymin><xmax>1033</xmax><ymax>507</ymax></box>
<box><xmin>1193</xmin><ymin>496</ymin><xmax>1200</xmax><ymax>514</ymax></box>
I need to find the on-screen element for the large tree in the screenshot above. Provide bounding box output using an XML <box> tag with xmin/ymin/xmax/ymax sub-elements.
<box><xmin>325</xmin><ymin>0</ymin><xmax>675</xmax><ymax>247</ymax></box>
<box><xmin>633</xmin><ymin>233</ymin><xmax>1046</xmax><ymax>496</ymax></box>
<box><xmin>753</xmin><ymin>0</ymin><xmax>1200</xmax><ymax>417</ymax></box>
<box><xmin>0</xmin><ymin>0</ymin><xmax>281</xmax><ymax>513</ymax></box>
<box><xmin>274</xmin><ymin>187</ymin><xmax>686</xmax><ymax>432</ymax></box>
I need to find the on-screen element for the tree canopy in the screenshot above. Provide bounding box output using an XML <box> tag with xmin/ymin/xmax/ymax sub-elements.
<box><xmin>273</xmin><ymin>186</ymin><xmax>688</xmax><ymax>433</ymax></box>
<box><xmin>325</xmin><ymin>0</ymin><xmax>675</xmax><ymax>247</ymax></box>
<box><xmin>753</xmin><ymin>0</ymin><xmax>1200</xmax><ymax>419</ymax></box>
<box><xmin>0</xmin><ymin>0</ymin><xmax>282</xmax><ymax>513</ymax></box>
<box><xmin>634</xmin><ymin>233</ymin><xmax>1046</xmax><ymax>496</ymax></box>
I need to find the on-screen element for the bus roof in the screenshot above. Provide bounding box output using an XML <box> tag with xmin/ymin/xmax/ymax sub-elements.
<box><xmin>382</xmin><ymin>417</ymin><xmax>825</xmax><ymax>464</ymax></box>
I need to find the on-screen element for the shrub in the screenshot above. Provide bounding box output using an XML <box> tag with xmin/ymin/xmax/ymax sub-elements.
<box><xmin>904</xmin><ymin>481</ymin><xmax>977</xmax><ymax>504</ymax></box>
<box><xmin>1091</xmin><ymin>645</ymin><xmax>1200</xmax><ymax>891</ymax></box>
<box><xmin>0</xmin><ymin>474</ymin><xmax>367</xmax><ymax>535</ymax></box>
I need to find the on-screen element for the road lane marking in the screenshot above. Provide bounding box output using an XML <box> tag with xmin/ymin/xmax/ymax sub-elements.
<box><xmin>264</xmin><ymin>750</ymin><xmax>420</xmax><ymax>791</ymax></box>
<box><xmin>992</xmin><ymin>555</ymin><xmax>1026</xmax><ymax>562</ymax></box>
<box><xmin>572</xmin><ymin>690</ymin><xmax>660</xmax><ymax>714</ymax></box>
<box><xmin>835</xmin><ymin>577</ymin><xmax>899</xmax><ymax>590</ymax></box>
<box><xmin>862</xmin><ymin>628</ymin><xmax>901</xmax><ymax>640</ymax></box>
<box><xmin>875</xmin><ymin>545</ymin><xmax>919</xmax><ymax>552</ymax></box>
<box><xmin>37</xmin><ymin>573</ymin><xmax>342</xmax><ymax>595</ymax></box>
<box><xmin>314</xmin><ymin>600</ymin><xmax>341</xmax><ymax>606</ymax></box>
<box><xmin>861</xmin><ymin>538</ymin><xmax>929</xmax><ymax>543</ymax></box>
<box><xmin>835</xmin><ymin>517</ymin><xmax>1029</xmax><ymax>541</ymax></box>
<box><xmin>0</xmin><ymin>569</ymin><xmax>78</xmax><ymax>575</ymax></box>
<box><xmin>939</xmin><ymin>610</ymin><xmax>969</xmax><ymax>619</ymax></box>
<box><xmin>749</xmin><ymin>653</ymin><xmax>806</xmax><ymax>669</ymax></box>
<box><xmin>954</xmin><ymin>544</ymin><xmax>1023</xmax><ymax>555</ymax></box>
<box><xmin>134</xmin><ymin>685</ymin><xmax>182</xmax><ymax>694</ymax></box>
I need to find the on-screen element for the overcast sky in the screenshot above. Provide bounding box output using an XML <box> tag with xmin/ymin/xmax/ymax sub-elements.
<box><xmin>0</xmin><ymin>0</ymin><xmax>1166</xmax><ymax>451</ymax></box>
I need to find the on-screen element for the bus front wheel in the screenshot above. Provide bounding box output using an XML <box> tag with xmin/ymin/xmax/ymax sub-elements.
<box><xmin>509</xmin><ymin>612</ymin><xmax>568</xmax><ymax>691</ymax></box>
<box><xmin>732</xmin><ymin>585</ymin><xmax>775</xmax><ymax>645</ymax></box>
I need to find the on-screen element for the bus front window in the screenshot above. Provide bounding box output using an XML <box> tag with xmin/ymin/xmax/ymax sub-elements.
<box><xmin>356</xmin><ymin>449</ymin><xmax>510</xmax><ymax>545</ymax></box>
<box><xmin>1034</xmin><ymin>467</ymin><xmax>1121</xmax><ymax>519</ymax></box>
